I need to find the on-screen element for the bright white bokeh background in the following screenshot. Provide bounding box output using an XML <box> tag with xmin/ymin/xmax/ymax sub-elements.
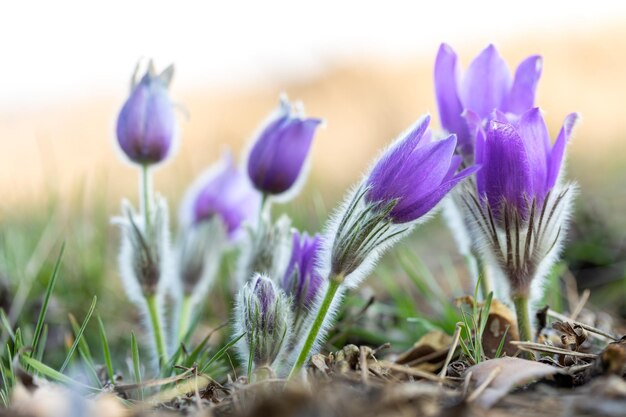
<box><xmin>2</xmin><ymin>0</ymin><xmax>626</xmax><ymax>107</ymax></box>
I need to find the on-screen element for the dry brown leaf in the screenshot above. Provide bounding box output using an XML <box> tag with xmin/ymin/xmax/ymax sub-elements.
<box><xmin>468</xmin><ymin>357</ymin><xmax>560</xmax><ymax>408</ymax></box>
<box><xmin>395</xmin><ymin>330</ymin><xmax>451</xmax><ymax>372</ymax></box>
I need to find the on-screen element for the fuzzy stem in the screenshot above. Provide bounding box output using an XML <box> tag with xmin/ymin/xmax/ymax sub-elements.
<box><xmin>177</xmin><ymin>295</ymin><xmax>193</xmax><ymax>343</ymax></box>
<box><xmin>141</xmin><ymin>164</ymin><xmax>153</xmax><ymax>235</ymax></box>
<box><xmin>146</xmin><ymin>294</ymin><xmax>167</xmax><ymax>367</ymax></box>
<box><xmin>289</xmin><ymin>277</ymin><xmax>341</xmax><ymax>378</ymax></box>
<box><xmin>513</xmin><ymin>293</ymin><xmax>532</xmax><ymax>358</ymax></box>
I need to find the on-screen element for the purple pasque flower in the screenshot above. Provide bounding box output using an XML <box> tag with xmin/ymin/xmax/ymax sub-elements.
<box><xmin>476</xmin><ymin>108</ymin><xmax>580</xmax><ymax>220</ymax></box>
<box><xmin>116</xmin><ymin>64</ymin><xmax>177</xmax><ymax>165</ymax></box>
<box><xmin>182</xmin><ymin>152</ymin><xmax>261</xmax><ymax>240</ymax></box>
<box><xmin>281</xmin><ymin>231</ymin><xmax>323</xmax><ymax>317</ymax></box>
<box><xmin>247</xmin><ymin>96</ymin><xmax>323</xmax><ymax>196</ymax></box>
<box><xmin>365</xmin><ymin>115</ymin><xmax>480</xmax><ymax>224</ymax></box>
<box><xmin>434</xmin><ymin>43</ymin><xmax>542</xmax><ymax>157</ymax></box>
<box><xmin>236</xmin><ymin>274</ymin><xmax>293</xmax><ymax>368</ymax></box>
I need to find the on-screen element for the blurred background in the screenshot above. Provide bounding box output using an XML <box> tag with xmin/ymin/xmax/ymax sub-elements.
<box><xmin>0</xmin><ymin>0</ymin><xmax>625</xmax><ymax>360</ymax></box>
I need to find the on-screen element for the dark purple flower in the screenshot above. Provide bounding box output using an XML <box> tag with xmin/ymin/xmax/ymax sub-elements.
<box><xmin>247</xmin><ymin>96</ymin><xmax>322</xmax><ymax>195</ymax></box>
<box><xmin>434</xmin><ymin>44</ymin><xmax>542</xmax><ymax>157</ymax></box>
<box><xmin>116</xmin><ymin>67</ymin><xmax>177</xmax><ymax>165</ymax></box>
<box><xmin>365</xmin><ymin>115</ymin><xmax>479</xmax><ymax>224</ymax></box>
<box><xmin>476</xmin><ymin>108</ymin><xmax>579</xmax><ymax>219</ymax></box>
<box><xmin>183</xmin><ymin>153</ymin><xmax>261</xmax><ymax>239</ymax></box>
<box><xmin>254</xmin><ymin>275</ymin><xmax>276</xmax><ymax>322</ymax></box>
<box><xmin>281</xmin><ymin>231</ymin><xmax>323</xmax><ymax>315</ymax></box>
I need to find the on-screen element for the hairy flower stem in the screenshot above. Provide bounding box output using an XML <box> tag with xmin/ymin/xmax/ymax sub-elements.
<box><xmin>289</xmin><ymin>277</ymin><xmax>342</xmax><ymax>378</ymax></box>
<box><xmin>513</xmin><ymin>293</ymin><xmax>532</xmax><ymax>358</ymax></box>
<box><xmin>141</xmin><ymin>164</ymin><xmax>152</xmax><ymax>235</ymax></box>
<box><xmin>146</xmin><ymin>294</ymin><xmax>167</xmax><ymax>367</ymax></box>
<box><xmin>177</xmin><ymin>295</ymin><xmax>193</xmax><ymax>342</ymax></box>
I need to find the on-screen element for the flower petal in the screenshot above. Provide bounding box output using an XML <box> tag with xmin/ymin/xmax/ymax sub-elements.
<box><xmin>434</xmin><ymin>44</ymin><xmax>470</xmax><ymax>151</ymax></box>
<box><xmin>547</xmin><ymin>113</ymin><xmax>580</xmax><ymax>189</ymax></box>
<box><xmin>517</xmin><ymin>108</ymin><xmax>550</xmax><ymax>196</ymax></box>
<box><xmin>478</xmin><ymin>121</ymin><xmax>533</xmax><ymax>217</ymax></box>
<box><xmin>460</xmin><ymin>44</ymin><xmax>512</xmax><ymax>119</ymax></box>
<box><xmin>505</xmin><ymin>55</ymin><xmax>542</xmax><ymax>115</ymax></box>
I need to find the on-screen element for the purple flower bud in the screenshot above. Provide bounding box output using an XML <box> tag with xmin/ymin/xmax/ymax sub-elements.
<box><xmin>434</xmin><ymin>44</ymin><xmax>542</xmax><ymax>157</ymax></box>
<box><xmin>365</xmin><ymin>115</ymin><xmax>480</xmax><ymax>224</ymax></box>
<box><xmin>281</xmin><ymin>231</ymin><xmax>323</xmax><ymax>318</ymax></box>
<box><xmin>181</xmin><ymin>153</ymin><xmax>261</xmax><ymax>240</ymax></box>
<box><xmin>116</xmin><ymin>65</ymin><xmax>177</xmax><ymax>165</ymax></box>
<box><xmin>247</xmin><ymin>96</ymin><xmax>322</xmax><ymax>196</ymax></box>
<box><xmin>476</xmin><ymin>108</ymin><xmax>579</xmax><ymax>220</ymax></box>
<box><xmin>236</xmin><ymin>274</ymin><xmax>293</xmax><ymax>368</ymax></box>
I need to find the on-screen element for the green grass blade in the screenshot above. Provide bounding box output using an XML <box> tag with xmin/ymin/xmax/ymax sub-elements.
<box><xmin>60</xmin><ymin>296</ymin><xmax>97</xmax><ymax>372</ymax></box>
<box><xmin>130</xmin><ymin>332</ymin><xmax>143</xmax><ymax>400</ymax></box>
<box><xmin>31</xmin><ymin>243</ymin><xmax>65</xmax><ymax>360</ymax></box>
<box><xmin>0</xmin><ymin>309</ymin><xmax>15</xmax><ymax>341</ymax></box>
<box><xmin>97</xmin><ymin>315</ymin><xmax>114</xmax><ymax>381</ymax></box>
<box><xmin>494</xmin><ymin>325</ymin><xmax>510</xmax><ymax>359</ymax></box>
<box><xmin>200</xmin><ymin>333</ymin><xmax>244</xmax><ymax>374</ymax></box>
<box><xmin>20</xmin><ymin>355</ymin><xmax>97</xmax><ymax>392</ymax></box>
<box><xmin>34</xmin><ymin>324</ymin><xmax>48</xmax><ymax>361</ymax></box>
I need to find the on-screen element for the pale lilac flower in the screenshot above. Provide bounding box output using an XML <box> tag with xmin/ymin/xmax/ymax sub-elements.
<box><xmin>182</xmin><ymin>153</ymin><xmax>261</xmax><ymax>240</ymax></box>
<box><xmin>247</xmin><ymin>96</ymin><xmax>322</xmax><ymax>196</ymax></box>
<box><xmin>116</xmin><ymin>64</ymin><xmax>177</xmax><ymax>165</ymax></box>
<box><xmin>434</xmin><ymin>44</ymin><xmax>542</xmax><ymax>157</ymax></box>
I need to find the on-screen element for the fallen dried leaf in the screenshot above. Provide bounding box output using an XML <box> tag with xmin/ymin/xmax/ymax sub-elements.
<box><xmin>468</xmin><ymin>357</ymin><xmax>560</xmax><ymax>408</ymax></box>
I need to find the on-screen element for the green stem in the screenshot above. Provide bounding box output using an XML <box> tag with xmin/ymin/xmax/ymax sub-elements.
<box><xmin>513</xmin><ymin>293</ymin><xmax>532</xmax><ymax>358</ymax></box>
<box><xmin>146</xmin><ymin>294</ymin><xmax>167</xmax><ymax>367</ymax></box>
<box><xmin>177</xmin><ymin>295</ymin><xmax>193</xmax><ymax>343</ymax></box>
<box><xmin>289</xmin><ymin>277</ymin><xmax>341</xmax><ymax>378</ymax></box>
<box><xmin>141</xmin><ymin>164</ymin><xmax>152</xmax><ymax>235</ymax></box>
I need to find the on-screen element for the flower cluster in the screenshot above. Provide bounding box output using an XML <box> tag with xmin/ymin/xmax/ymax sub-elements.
<box><xmin>435</xmin><ymin>44</ymin><xmax>579</xmax><ymax>342</ymax></box>
<box><xmin>110</xmin><ymin>44</ymin><xmax>580</xmax><ymax>380</ymax></box>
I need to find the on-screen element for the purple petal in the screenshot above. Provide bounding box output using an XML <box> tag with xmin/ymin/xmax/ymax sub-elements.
<box><xmin>505</xmin><ymin>55</ymin><xmax>542</xmax><ymax>115</ymax></box>
<box><xmin>434</xmin><ymin>44</ymin><xmax>470</xmax><ymax>151</ymax></box>
<box><xmin>392</xmin><ymin>164</ymin><xmax>479</xmax><ymax>223</ymax></box>
<box><xmin>517</xmin><ymin>108</ymin><xmax>550</xmax><ymax>197</ymax></box>
<box><xmin>546</xmin><ymin>113</ymin><xmax>580</xmax><ymax>189</ymax></box>
<box><xmin>247</xmin><ymin>101</ymin><xmax>322</xmax><ymax>195</ymax></box>
<box><xmin>459</xmin><ymin>44</ymin><xmax>512</xmax><ymax>119</ymax></box>
<box><xmin>366</xmin><ymin>115</ymin><xmax>430</xmax><ymax>198</ymax></box>
<box><xmin>478</xmin><ymin>121</ymin><xmax>533</xmax><ymax>217</ymax></box>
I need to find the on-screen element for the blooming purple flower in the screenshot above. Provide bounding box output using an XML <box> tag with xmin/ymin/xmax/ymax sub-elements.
<box><xmin>476</xmin><ymin>108</ymin><xmax>579</xmax><ymax>220</ymax></box>
<box><xmin>236</xmin><ymin>274</ymin><xmax>293</xmax><ymax>368</ymax></box>
<box><xmin>434</xmin><ymin>44</ymin><xmax>542</xmax><ymax>157</ymax></box>
<box><xmin>247</xmin><ymin>96</ymin><xmax>322</xmax><ymax>196</ymax></box>
<box><xmin>281</xmin><ymin>231</ymin><xmax>323</xmax><ymax>316</ymax></box>
<box><xmin>116</xmin><ymin>65</ymin><xmax>177</xmax><ymax>165</ymax></box>
<box><xmin>182</xmin><ymin>153</ymin><xmax>261</xmax><ymax>239</ymax></box>
<box><xmin>365</xmin><ymin>115</ymin><xmax>479</xmax><ymax>224</ymax></box>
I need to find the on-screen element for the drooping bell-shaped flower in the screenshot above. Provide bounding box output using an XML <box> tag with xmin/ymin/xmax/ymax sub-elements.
<box><xmin>462</xmin><ymin>108</ymin><xmax>579</xmax><ymax>299</ymax></box>
<box><xmin>327</xmin><ymin>114</ymin><xmax>479</xmax><ymax>286</ymax></box>
<box><xmin>246</xmin><ymin>95</ymin><xmax>322</xmax><ymax>197</ymax></box>
<box><xmin>235</xmin><ymin>274</ymin><xmax>293</xmax><ymax>370</ymax></box>
<box><xmin>281</xmin><ymin>231</ymin><xmax>323</xmax><ymax>324</ymax></box>
<box><xmin>434</xmin><ymin>44</ymin><xmax>542</xmax><ymax>158</ymax></box>
<box><xmin>116</xmin><ymin>62</ymin><xmax>178</xmax><ymax>165</ymax></box>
